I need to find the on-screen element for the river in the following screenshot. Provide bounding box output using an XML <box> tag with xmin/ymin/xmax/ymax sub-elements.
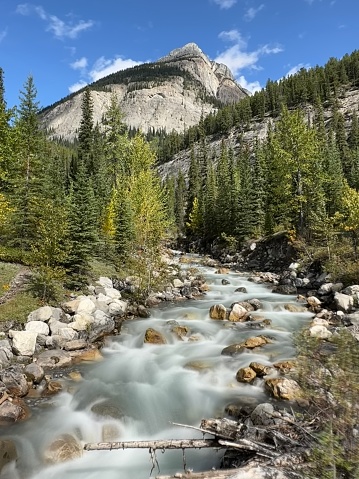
<box><xmin>0</xmin><ymin>256</ymin><xmax>313</xmax><ymax>479</ymax></box>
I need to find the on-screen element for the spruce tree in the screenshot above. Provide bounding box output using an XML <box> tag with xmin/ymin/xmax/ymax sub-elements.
<box><xmin>174</xmin><ymin>170</ymin><xmax>186</xmax><ymax>235</ymax></box>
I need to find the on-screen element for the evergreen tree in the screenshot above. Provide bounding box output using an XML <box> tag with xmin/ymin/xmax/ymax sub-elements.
<box><xmin>66</xmin><ymin>159</ymin><xmax>98</xmax><ymax>284</ymax></box>
<box><xmin>10</xmin><ymin>75</ymin><xmax>46</xmax><ymax>249</ymax></box>
<box><xmin>77</xmin><ymin>88</ymin><xmax>94</xmax><ymax>174</ymax></box>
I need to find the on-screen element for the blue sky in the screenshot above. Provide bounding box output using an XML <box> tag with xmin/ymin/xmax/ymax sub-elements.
<box><xmin>0</xmin><ymin>0</ymin><xmax>358</xmax><ymax>109</ymax></box>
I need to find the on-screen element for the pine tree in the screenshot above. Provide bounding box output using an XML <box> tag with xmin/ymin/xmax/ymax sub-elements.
<box><xmin>11</xmin><ymin>75</ymin><xmax>46</xmax><ymax>249</ymax></box>
<box><xmin>66</xmin><ymin>159</ymin><xmax>98</xmax><ymax>284</ymax></box>
<box><xmin>77</xmin><ymin>88</ymin><xmax>94</xmax><ymax>174</ymax></box>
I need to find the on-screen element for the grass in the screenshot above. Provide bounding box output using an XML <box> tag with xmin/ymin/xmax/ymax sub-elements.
<box><xmin>0</xmin><ymin>291</ymin><xmax>41</xmax><ymax>323</ymax></box>
<box><xmin>0</xmin><ymin>262</ymin><xmax>22</xmax><ymax>293</ymax></box>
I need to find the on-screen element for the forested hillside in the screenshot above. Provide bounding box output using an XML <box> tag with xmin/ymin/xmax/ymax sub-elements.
<box><xmin>160</xmin><ymin>49</ymin><xmax>359</xmax><ymax>283</ymax></box>
<box><xmin>1</xmin><ymin>48</ymin><xmax>359</xmax><ymax>301</ymax></box>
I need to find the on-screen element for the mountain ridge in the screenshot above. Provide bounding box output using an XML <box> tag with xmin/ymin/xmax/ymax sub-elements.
<box><xmin>40</xmin><ymin>43</ymin><xmax>248</xmax><ymax>142</ymax></box>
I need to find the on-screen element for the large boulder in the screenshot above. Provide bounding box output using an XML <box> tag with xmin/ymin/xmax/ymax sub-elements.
<box><xmin>9</xmin><ymin>330</ymin><xmax>37</xmax><ymax>356</ymax></box>
<box><xmin>0</xmin><ymin>339</ymin><xmax>13</xmax><ymax>367</ymax></box>
<box><xmin>25</xmin><ymin>320</ymin><xmax>50</xmax><ymax>335</ymax></box>
<box><xmin>24</xmin><ymin>363</ymin><xmax>44</xmax><ymax>384</ymax></box>
<box><xmin>62</xmin><ymin>296</ymin><xmax>96</xmax><ymax>315</ymax></box>
<box><xmin>334</xmin><ymin>292</ymin><xmax>354</xmax><ymax>313</ymax></box>
<box><xmin>236</xmin><ymin>367</ymin><xmax>256</xmax><ymax>383</ymax></box>
<box><xmin>228</xmin><ymin>303</ymin><xmax>249</xmax><ymax>322</ymax></box>
<box><xmin>0</xmin><ymin>397</ymin><xmax>29</xmax><ymax>424</ymax></box>
<box><xmin>27</xmin><ymin>306</ymin><xmax>53</xmax><ymax>322</ymax></box>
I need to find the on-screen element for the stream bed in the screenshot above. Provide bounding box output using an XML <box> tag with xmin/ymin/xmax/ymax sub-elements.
<box><xmin>0</xmin><ymin>258</ymin><xmax>313</xmax><ymax>479</ymax></box>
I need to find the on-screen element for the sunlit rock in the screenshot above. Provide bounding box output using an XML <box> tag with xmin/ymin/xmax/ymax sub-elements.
<box><xmin>273</xmin><ymin>360</ymin><xmax>297</xmax><ymax>374</ymax></box>
<box><xmin>144</xmin><ymin>328</ymin><xmax>167</xmax><ymax>344</ymax></box>
<box><xmin>249</xmin><ymin>362</ymin><xmax>273</xmax><ymax>377</ymax></box>
<box><xmin>43</xmin><ymin>434</ymin><xmax>83</xmax><ymax>464</ymax></box>
<box><xmin>265</xmin><ymin>377</ymin><xmax>302</xmax><ymax>400</ymax></box>
<box><xmin>236</xmin><ymin>367</ymin><xmax>256</xmax><ymax>383</ymax></box>
<box><xmin>209</xmin><ymin>304</ymin><xmax>227</xmax><ymax>320</ymax></box>
<box><xmin>228</xmin><ymin>303</ymin><xmax>250</xmax><ymax>322</ymax></box>
<box><xmin>241</xmin><ymin>335</ymin><xmax>272</xmax><ymax>349</ymax></box>
<box><xmin>9</xmin><ymin>330</ymin><xmax>37</xmax><ymax>356</ymax></box>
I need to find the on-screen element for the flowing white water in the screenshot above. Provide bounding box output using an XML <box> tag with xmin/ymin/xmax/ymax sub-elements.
<box><xmin>0</xmin><ymin>259</ymin><xmax>313</xmax><ymax>479</ymax></box>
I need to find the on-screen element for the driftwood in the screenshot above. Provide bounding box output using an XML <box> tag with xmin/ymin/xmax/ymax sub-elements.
<box><xmin>84</xmin><ymin>439</ymin><xmax>222</xmax><ymax>451</ymax></box>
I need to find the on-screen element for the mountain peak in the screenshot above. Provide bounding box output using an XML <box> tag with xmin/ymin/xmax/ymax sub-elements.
<box><xmin>159</xmin><ymin>42</ymin><xmax>206</xmax><ymax>62</ymax></box>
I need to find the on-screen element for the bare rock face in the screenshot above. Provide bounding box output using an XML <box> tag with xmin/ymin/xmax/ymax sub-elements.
<box><xmin>40</xmin><ymin>43</ymin><xmax>248</xmax><ymax>142</ymax></box>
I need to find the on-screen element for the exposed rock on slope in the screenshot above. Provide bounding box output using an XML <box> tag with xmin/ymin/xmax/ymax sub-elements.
<box><xmin>40</xmin><ymin>43</ymin><xmax>248</xmax><ymax>142</ymax></box>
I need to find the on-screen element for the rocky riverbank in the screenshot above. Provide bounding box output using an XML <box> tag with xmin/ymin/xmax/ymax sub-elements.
<box><xmin>2</xmin><ymin>250</ymin><xmax>359</xmax><ymax>477</ymax></box>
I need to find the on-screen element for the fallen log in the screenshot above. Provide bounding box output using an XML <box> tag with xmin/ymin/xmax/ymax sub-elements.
<box><xmin>155</xmin><ymin>469</ymin><xmax>241</xmax><ymax>479</ymax></box>
<box><xmin>84</xmin><ymin>438</ymin><xmax>222</xmax><ymax>451</ymax></box>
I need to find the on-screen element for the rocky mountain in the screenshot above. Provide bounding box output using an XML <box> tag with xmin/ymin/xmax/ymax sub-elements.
<box><xmin>40</xmin><ymin>43</ymin><xmax>248</xmax><ymax>142</ymax></box>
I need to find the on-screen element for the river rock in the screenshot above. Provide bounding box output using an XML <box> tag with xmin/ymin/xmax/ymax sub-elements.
<box><xmin>241</xmin><ymin>335</ymin><xmax>272</xmax><ymax>349</ymax></box>
<box><xmin>309</xmin><ymin>324</ymin><xmax>332</xmax><ymax>339</ymax></box>
<box><xmin>42</xmin><ymin>378</ymin><xmax>63</xmax><ymax>396</ymax></box>
<box><xmin>87</xmin><ymin>310</ymin><xmax>115</xmax><ymax>341</ymax></box>
<box><xmin>209</xmin><ymin>304</ymin><xmax>227</xmax><ymax>320</ymax></box>
<box><xmin>103</xmin><ymin>287</ymin><xmax>122</xmax><ymax>300</ymax></box>
<box><xmin>108</xmin><ymin>299</ymin><xmax>128</xmax><ymax>317</ymax></box>
<box><xmin>222</xmin><ymin>279</ymin><xmax>230</xmax><ymax>285</ymax></box>
<box><xmin>235</xmin><ymin>286</ymin><xmax>247</xmax><ymax>293</ymax></box>
<box><xmin>48</xmin><ymin>319</ymin><xmax>71</xmax><ymax>335</ymax></box>
<box><xmin>64</xmin><ymin>339</ymin><xmax>88</xmax><ymax>351</ymax></box>
<box><xmin>273</xmin><ymin>360</ymin><xmax>297</xmax><ymax>374</ymax></box>
<box><xmin>36</xmin><ymin>350</ymin><xmax>72</xmax><ymax>369</ymax></box>
<box><xmin>62</xmin><ymin>296</ymin><xmax>96</xmax><ymax>315</ymax></box>
<box><xmin>272</xmin><ymin>284</ymin><xmax>297</xmax><ymax>295</ymax></box>
<box><xmin>265</xmin><ymin>377</ymin><xmax>302</xmax><ymax>400</ymax></box>
<box><xmin>25</xmin><ymin>320</ymin><xmax>50</xmax><ymax>335</ymax></box>
<box><xmin>171</xmin><ymin>325</ymin><xmax>190</xmax><ymax>339</ymax></box>
<box><xmin>236</xmin><ymin>367</ymin><xmax>256</xmax><ymax>383</ymax></box>
<box><xmin>57</xmin><ymin>327</ymin><xmax>79</xmax><ymax>341</ymax></box>
<box><xmin>24</xmin><ymin>363</ymin><xmax>45</xmax><ymax>384</ymax></box>
<box><xmin>27</xmin><ymin>305</ymin><xmax>53</xmax><ymax>322</ymax></box>
<box><xmin>251</xmin><ymin>402</ymin><xmax>276</xmax><ymax>426</ymax></box>
<box><xmin>334</xmin><ymin>292</ymin><xmax>354</xmax><ymax>313</ymax></box>
<box><xmin>72</xmin><ymin>348</ymin><xmax>103</xmax><ymax>362</ymax></box>
<box><xmin>306</xmin><ymin>296</ymin><xmax>322</xmax><ymax>311</ymax></box>
<box><xmin>69</xmin><ymin>312</ymin><xmax>94</xmax><ymax>331</ymax></box>
<box><xmin>91</xmin><ymin>399</ymin><xmax>124</xmax><ymax>419</ymax></box>
<box><xmin>0</xmin><ymin>397</ymin><xmax>29</xmax><ymax>424</ymax></box>
<box><xmin>284</xmin><ymin>303</ymin><xmax>307</xmax><ymax>313</ymax></box>
<box><xmin>0</xmin><ymin>366</ymin><xmax>29</xmax><ymax>397</ymax></box>
<box><xmin>221</xmin><ymin>344</ymin><xmax>246</xmax><ymax>356</ymax></box>
<box><xmin>96</xmin><ymin>276</ymin><xmax>113</xmax><ymax>288</ymax></box>
<box><xmin>0</xmin><ymin>339</ymin><xmax>13</xmax><ymax>367</ymax></box>
<box><xmin>144</xmin><ymin>328</ymin><xmax>167</xmax><ymax>344</ymax></box>
<box><xmin>249</xmin><ymin>362</ymin><xmax>272</xmax><ymax>376</ymax></box>
<box><xmin>9</xmin><ymin>330</ymin><xmax>37</xmax><ymax>356</ymax></box>
<box><xmin>0</xmin><ymin>439</ymin><xmax>17</xmax><ymax>474</ymax></box>
<box><xmin>228</xmin><ymin>303</ymin><xmax>249</xmax><ymax>322</ymax></box>
<box><xmin>43</xmin><ymin>434</ymin><xmax>83</xmax><ymax>464</ymax></box>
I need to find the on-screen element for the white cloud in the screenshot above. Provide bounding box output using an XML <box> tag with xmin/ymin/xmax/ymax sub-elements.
<box><xmin>218</xmin><ymin>29</ymin><xmax>246</xmax><ymax>48</ymax></box>
<box><xmin>0</xmin><ymin>29</ymin><xmax>7</xmax><ymax>43</ymax></box>
<box><xmin>285</xmin><ymin>63</ymin><xmax>310</xmax><ymax>78</ymax></box>
<box><xmin>68</xmin><ymin>55</ymin><xmax>145</xmax><ymax>94</ymax></box>
<box><xmin>68</xmin><ymin>80</ymin><xmax>88</xmax><ymax>93</ymax></box>
<box><xmin>70</xmin><ymin>57</ymin><xmax>88</xmax><ymax>70</ymax></box>
<box><xmin>215</xmin><ymin>28</ymin><xmax>283</xmax><ymax>95</ymax></box>
<box><xmin>89</xmin><ymin>56</ymin><xmax>143</xmax><ymax>82</ymax></box>
<box><xmin>244</xmin><ymin>4</ymin><xmax>264</xmax><ymax>21</ymax></box>
<box><xmin>215</xmin><ymin>29</ymin><xmax>283</xmax><ymax>76</ymax></box>
<box><xmin>16</xmin><ymin>3</ymin><xmax>94</xmax><ymax>39</ymax></box>
<box><xmin>213</xmin><ymin>0</ymin><xmax>237</xmax><ymax>9</ymax></box>
<box><xmin>237</xmin><ymin>75</ymin><xmax>262</xmax><ymax>94</ymax></box>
